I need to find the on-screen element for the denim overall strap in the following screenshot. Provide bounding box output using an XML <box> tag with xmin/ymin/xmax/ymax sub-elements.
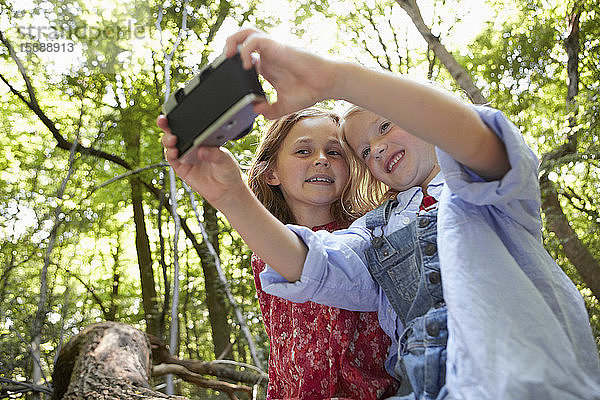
<box><xmin>365</xmin><ymin>199</ymin><xmax>398</xmax><ymax>232</ymax></box>
<box><xmin>364</xmin><ymin>200</ymin><xmax>420</xmax><ymax>326</ymax></box>
<box><xmin>364</xmin><ymin>224</ymin><xmax>420</xmax><ymax>326</ymax></box>
<box><xmin>364</xmin><ymin>204</ymin><xmax>448</xmax><ymax>399</ymax></box>
<box><xmin>364</xmin><ymin>203</ymin><xmax>444</xmax><ymax>323</ymax></box>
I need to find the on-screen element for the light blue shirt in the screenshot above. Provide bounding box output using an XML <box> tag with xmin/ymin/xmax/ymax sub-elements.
<box><xmin>260</xmin><ymin>106</ymin><xmax>600</xmax><ymax>399</ymax></box>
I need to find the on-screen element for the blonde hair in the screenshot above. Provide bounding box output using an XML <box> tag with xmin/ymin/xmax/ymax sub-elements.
<box><xmin>247</xmin><ymin>107</ymin><xmax>357</xmax><ymax>225</ymax></box>
<box><xmin>340</xmin><ymin>105</ymin><xmax>397</xmax><ymax>214</ymax></box>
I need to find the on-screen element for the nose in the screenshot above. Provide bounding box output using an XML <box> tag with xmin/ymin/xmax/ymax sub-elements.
<box><xmin>372</xmin><ymin>142</ymin><xmax>387</xmax><ymax>160</ymax></box>
<box><xmin>314</xmin><ymin>152</ymin><xmax>330</xmax><ymax>167</ymax></box>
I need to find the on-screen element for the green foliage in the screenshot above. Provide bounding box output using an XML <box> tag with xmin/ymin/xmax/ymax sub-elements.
<box><xmin>1</xmin><ymin>0</ymin><xmax>599</xmax><ymax>397</ymax></box>
<box><xmin>1</xmin><ymin>0</ymin><xmax>270</xmax><ymax>394</ymax></box>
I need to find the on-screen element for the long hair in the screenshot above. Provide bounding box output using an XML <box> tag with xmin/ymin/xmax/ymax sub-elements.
<box><xmin>340</xmin><ymin>105</ymin><xmax>397</xmax><ymax>214</ymax></box>
<box><xmin>247</xmin><ymin>107</ymin><xmax>357</xmax><ymax>225</ymax></box>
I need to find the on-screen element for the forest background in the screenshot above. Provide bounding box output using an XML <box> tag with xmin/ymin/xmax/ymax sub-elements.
<box><xmin>0</xmin><ymin>0</ymin><xmax>598</xmax><ymax>398</ymax></box>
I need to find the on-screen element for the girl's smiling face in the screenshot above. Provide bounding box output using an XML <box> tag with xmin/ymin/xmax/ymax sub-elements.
<box><xmin>266</xmin><ymin>116</ymin><xmax>350</xmax><ymax>225</ymax></box>
<box><xmin>343</xmin><ymin>110</ymin><xmax>439</xmax><ymax>192</ymax></box>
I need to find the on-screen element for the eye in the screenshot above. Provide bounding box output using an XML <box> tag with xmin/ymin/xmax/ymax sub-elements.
<box><xmin>295</xmin><ymin>149</ymin><xmax>310</xmax><ymax>155</ymax></box>
<box><xmin>361</xmin><ymin>147</ymin><xmax>371</xmax><ymax>160</ymax></box>
<box><xmin>327</xmin><ymin>149</ymin><xmax>342</xmax><ymax>156</ymax></box>
<box><xmin>379</xmin><ymin>121</ymin><xmax>391</xmax><ymax>134</ymax></box>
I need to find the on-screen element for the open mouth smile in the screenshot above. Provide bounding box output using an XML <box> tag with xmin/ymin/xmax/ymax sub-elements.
<box><xmin>305</xmin><ymin>175</ymin><xmax>334</xmax><ymax>184</ymax></box>
<box><xmin>385</xmin><ymin>151</ymin><xmax>405</xmax><ymax>173</ymax></box>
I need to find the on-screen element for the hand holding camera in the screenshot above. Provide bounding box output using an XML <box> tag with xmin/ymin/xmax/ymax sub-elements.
<box><xmin>162</xmin><ymin>51</ymin><xmax>266</xmax><ymax>163</ymax></box>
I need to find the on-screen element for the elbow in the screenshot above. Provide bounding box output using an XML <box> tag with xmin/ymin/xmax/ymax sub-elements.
<box><xmin>286</xmin><ymin>248</ymin><xmax>308</xmax><ymax>283</ymax></box>
<box><xmin>465</xmin><ymin>124</ymin><xmax>511</xmax><ymax>181</ymax></box>
<box><xmin>283</xmin><ymin>272</ymin><xmax>302</xmax><ymax>283</ymax></box>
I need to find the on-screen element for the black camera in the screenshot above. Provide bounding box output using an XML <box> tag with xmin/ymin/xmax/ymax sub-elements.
<box><xmin>162</xmin><ymin>51</ymin><xmax>266</xmax><ymax>163</ymax></box>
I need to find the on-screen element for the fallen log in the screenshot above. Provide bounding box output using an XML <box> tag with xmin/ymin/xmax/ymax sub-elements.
<box><xmin>51</xmin><ymin>321</ymin><xmax>189</xmax><ymax>400</ymax></box>
<box><xmin>51</xmin><ymin>321</ymin><xmax>263</xmax><ymax>400</ymax></box>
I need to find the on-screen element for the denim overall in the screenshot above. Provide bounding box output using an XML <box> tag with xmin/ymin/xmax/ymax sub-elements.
<box><xmin>364</xmin><ymin>200</ymin><xmax>448</xmax><ymax>400</ymax></box>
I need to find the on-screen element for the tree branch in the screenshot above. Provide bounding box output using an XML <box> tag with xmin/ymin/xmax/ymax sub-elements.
<box><xmin>152</xmin><ymin>364</ymin><xmax>251</xmax><ymax>400</ymax></box>
<box><xmin>395</xmin><ymin>0</ymin><xmax>488</xmax><ymax>104</ymax></box>
<box><xmin>148</xmin><ymin>333</ymin><xmax>267</xmax><ymax>388</ymax></box>
<box><xmin>89</xmin><ymin>162</ymin><xmax>169</xmax><ymax>196</ymax></box>
<box><xmin>0</xmin><ymin>377</ymin><xmax>53</xmax><ymax>398</ymax></box>
<box><xmin>0</xmin><ymin>29</ymin><xmax>38</xmax><ymax>106</ymax></box>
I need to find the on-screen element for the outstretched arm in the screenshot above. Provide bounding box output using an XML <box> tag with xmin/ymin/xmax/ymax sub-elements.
<box><xmin>225</xmin><ymin>28</ymin><xmax>509</xmax><ymax>180</ymax></box>
<box><xmin>159</xmin><ymin>116</ymin><xmax>307</xmax><ymax>282</ymax></box>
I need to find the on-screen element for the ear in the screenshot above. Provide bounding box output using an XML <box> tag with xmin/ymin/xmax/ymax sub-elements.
<box><xmin>265</xmin><ymin>168</ymin><xmax>280</xmax><ymax>186</ymax></box>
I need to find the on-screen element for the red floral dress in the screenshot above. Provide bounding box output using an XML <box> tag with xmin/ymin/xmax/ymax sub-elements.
<box><xmin>252</xmin><ymin>221</ymin><xmax>399</xmax><ymax>400</ymax></box>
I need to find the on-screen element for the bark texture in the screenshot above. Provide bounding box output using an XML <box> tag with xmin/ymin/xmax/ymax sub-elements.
<box><xmin>51</xmin><ymin>322</ymin><xmax>188</xmax><ymax>400</ymax></box>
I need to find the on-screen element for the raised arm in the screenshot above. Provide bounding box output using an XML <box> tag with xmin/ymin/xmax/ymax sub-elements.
<box><xmin>159</xmin><ymin>115</ymin><xmax>307</xmax><ymax>282</ymax></box>
<box><xmin>225</xmin><ymin>28</ymin><xmax>509</xmax><ymax>180</ymax></box>
<box><xmin>334</xmin><ymin>63</ymin><xmax>509</xmax><ymax>180</ymax></box>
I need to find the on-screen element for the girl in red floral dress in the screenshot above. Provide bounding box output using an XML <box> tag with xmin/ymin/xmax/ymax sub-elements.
<box><xmin>246</xmin><ymin>108</ymin><xmax>398</xmax><ymax>400</ymax></box>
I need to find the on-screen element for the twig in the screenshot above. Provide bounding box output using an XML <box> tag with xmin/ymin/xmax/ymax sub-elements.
<box><xmin>57</xmin><ymin>266</ymin><xmax>109</xmax><ymax>318</ymax></box>
<box><xmin>6</xmin><ymin>326</ymin><xmax>48</xmax><ymax>385</ymax></box>
<box><xmin>156</xmin><ymin>0</ymin><xmax>190</xmax><ymax>394</ymax></box>
<box><xmin>88</xmin><ymin>162</ymin><xmax>169</xmax><ymax>196</ymax></box>
<box><xmin>0</xmin><ymin>377</ymin><xmax>53</xmax><ymax>398</ymax></box>
<box><xmin>0</xmin><ymin>30</ymin><xmax>38</xmax><ymax>106</ymax></box>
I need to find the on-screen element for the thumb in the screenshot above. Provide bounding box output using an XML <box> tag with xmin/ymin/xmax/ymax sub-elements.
<box><xmin>254</xmin><ymin>100</ymin><xmax>288</xmax><ymax>120</ymax></box>
<box><xmin>196</xmin><ymin>146</ymin><xmax>229</xmax><ymax>164</ymax></box>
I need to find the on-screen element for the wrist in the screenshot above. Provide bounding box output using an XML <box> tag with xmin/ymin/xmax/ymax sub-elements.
<box><xmin>327</xmin><ymin>60</ymin><xmax>359</xmax><ymax>102</ymax></box>
<box><xmin>218</xmin><ymin>180</ymin><xmax>255</xmax><ymax>215</ymax></box>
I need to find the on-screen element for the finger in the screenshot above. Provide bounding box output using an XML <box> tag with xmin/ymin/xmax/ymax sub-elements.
<box><xmin>161</xmin><ymin>132</ymin><xmax>177</xmax><ymax>148</ymax></box>
<box><xmin>254</xmin><ymin>100</ymin><xmax>287</xmax><ymax>120</ymax></box>
<box><xmin>164</xmin><ymin>147</ymin><xmax>180</xmax><ymax>163</ymax></box>
<box><xmin>224</xmin><ymin>27</ymin><xmax>260</xmax><ymax>58</ymax></box>
<box><xmin>156</xmin><ymin>114</ymin><xmax>171</xmax><ymax>133</ymax></box>
<box><xmin>250</xmin><ymin>52</ymin><xmax>260</xmax><ymax>68</ymax></box>
<box><xmin>238</xmin><ymin>32</ymin><xmax>269</xmax><ymax>69</ymax></box>
<box><xmin>169</xmin><ymin>158</ymin><xmax>191</xmax><ymax>179</ymax></box>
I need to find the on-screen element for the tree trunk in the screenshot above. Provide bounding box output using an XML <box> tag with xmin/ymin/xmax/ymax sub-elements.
<box><xmin>51</xmin><ymin>322</ymin><xmax>188</xmax><ymax>400</ymax></box>
<box><xmin>200</xmin><ymin>202</ymin><xmax>233</xmax><ymax>359</ymax></box>
<box><xmin>131</xmin><ymin>176</ymin><xmax>162</xmax><ymax>337</ymax></box>
<box><xmin>538</xmin><ymin>8</ymin><xmax>600</xmax><ymax>299</ymax></box>
<box><xmin>564</xmin><ymin>11</ymin><xmax>579</xmax><ymax>118</ymax></box>
<box><xmin>107</xmin><ymin>246</ymin><xmax>120</xmax><ymax>321</ymax></box>
<box><xmin>540</xmin><ymin>176</ymin><xmax>600</xmax><ymax>298</ymax></box>
<box><xmin>123</xmin><ymin>120</ymin><xmax>162</xmax><ymax>338</ymax></box>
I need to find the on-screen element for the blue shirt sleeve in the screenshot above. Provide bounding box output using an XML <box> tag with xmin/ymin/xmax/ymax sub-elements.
<box><xmin>435</xmin><ymin>105</ymin><xmax>543</xmax><ymax>237</ymax></box>
<box><xmin>259</xmin><ymin>222</ymin><xmax>380</xmax><ymax>312</ymax></box>
<box><xmin>435</xmin><ymin>105</ymin><xmax>600</xmax><ymax>398</ymax></box>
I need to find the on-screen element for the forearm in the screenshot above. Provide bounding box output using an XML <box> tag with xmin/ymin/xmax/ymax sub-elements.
<box><xmin>219</xmin><ymin>183</ymin><xmax>307</xmax><ymax>282</ymax></box>
<box><xmin>331</xmin><ymin>61</ymin><xmax>509</xmax><ymax>179</ymax></box>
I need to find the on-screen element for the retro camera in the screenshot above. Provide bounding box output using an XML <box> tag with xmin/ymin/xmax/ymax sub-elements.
<box><xmin>162</xmin><ymin>51</ymin><xmax>266</xmax><ymax>163</ymax></box>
